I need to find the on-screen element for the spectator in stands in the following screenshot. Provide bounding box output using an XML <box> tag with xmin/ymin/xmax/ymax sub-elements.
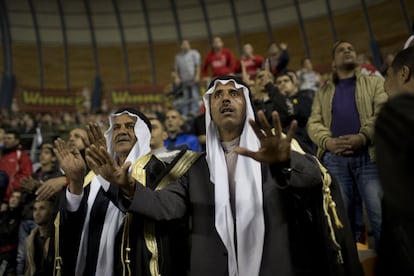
<box><xmin>190</xmin><ymin>104</ymin><xmax>206</xmax><ymax>151</ymax></box>
<box><xmin>202</xmin><ymin>37</ymin><xmax>235</xmax><ymax>81</ymax></box>
<box><xmin>0</xmin><ymin>190</ymin><xmax>22</xmax><ymax>275</ymax></box>
<box><xmin>17</xmin><ymin>143</ymin><xmax>65</xmax><ymax>275</ymax></box>
<box><xmin>375</xmin><ymin>46</ymin><xmax>414</xmax><ymax>275</ymax></box>
<box><xmin>234</xmin><ymin>43</ymin><xmax>264</xmax><ymax>80</ymax></box>
<box><xmin>20</xmin><ymin>114</ymin><xmax>37</xmax><ymax>151</ymax></box>
<box><xmin>275</xmin><ymin>72</ymin><xmax>316</xmax><ymax>154</ymax></box>
<box><xmin>24</xmin><ymin>199</ymin><xmax>56</xmax><ymax>276</ymax></box>
<box><xmin>53</xmin><ymin>108</ymin><xmax>171</xmax><ymax>276</ymax></box>
<box><xmin>68</xmin><ymin>127</ymin><xmax>89</xmax><ymax>156</ymax></box>
<box><xmin>263</xmin><ymin>42</ymin><xmax>289</xmax><ymax>77</ymax></box>
<box><xmin>251</xmin><ymin>69</ymin><xmax>289</xmax><ymax>128</ymax></box>
<box><xmin>164</xmin><ymin>109</ymin><xmax>202</xmax><ymax>152</ymax></box>
<box><xmin>0</xmin><ymin>130</ymin><xmax>33</xmax><ymax>207</ymax></box>
<box><xmin>57</xmin><ymin>112</ymin><xmax>77</xmax><ymax>140</ymax></box>
<box><xmin>173</xmin><ymin>39</ymin><xmax>202</xmax><ymax>117</ymax></box>
<box><xmin>148</xmin><ymin>115</ymin><xmax>169</xmax><ymax>156</ymax></box>
<box><xmin>357</xmin><ymin>53</ymin><xmax>383</xmax><ymax>78</ymax></box>
<box><xmin>296</xmin><ymin>57</ymin><xmax>321</xmax><ymax>92</ymax></box>
<box><xmin>307</xmin><ymin>40</ymin><xmax>388</xmax><ymax>248</ymax></box>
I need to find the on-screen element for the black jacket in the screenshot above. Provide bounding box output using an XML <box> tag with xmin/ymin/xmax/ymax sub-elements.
<box><xmin>127</xmin><ymin>151</ymin><xmax>363</xmax><ymax>276</ymax></box>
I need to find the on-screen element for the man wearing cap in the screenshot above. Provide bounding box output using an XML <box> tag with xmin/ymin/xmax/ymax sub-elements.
<box><xmin>54</xmin><ymin>108</ymin><xmax>171</xmax><ymax>276</ymax></box>
<box><xmin>90</xmin><ymin>76</ymin><xmax>362</xmax><ymax>275</ymax></box>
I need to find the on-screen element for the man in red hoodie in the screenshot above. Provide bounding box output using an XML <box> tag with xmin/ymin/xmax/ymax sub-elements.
<box><xmin>0</xmin><ymin>130</ymin><xmax>32</xmax><ymax>208</ymax></box>
<box><xmin>202</xmin><ymin>37</ymin><xmax>235</xmax><ymax>81</ymax></box>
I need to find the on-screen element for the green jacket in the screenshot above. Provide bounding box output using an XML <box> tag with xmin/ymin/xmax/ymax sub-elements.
<box><xmin>307</xmin><ymin>71</ymin><xmax>388</xmax><ymax>161</ymax></box>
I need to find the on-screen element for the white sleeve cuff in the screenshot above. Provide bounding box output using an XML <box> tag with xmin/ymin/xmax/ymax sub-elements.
<box><xmin>97</xmin><ymin>175</ymin><xmax>110</xmax><ymax>192</ymax></box>
<box><xmin>66</xmin><ymin>188</ymin><xmax>84</xmax><ymax>212</ymax></box>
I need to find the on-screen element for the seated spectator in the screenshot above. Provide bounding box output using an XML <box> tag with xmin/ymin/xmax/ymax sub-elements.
<box><xmin>164</xmin><ymin>109</ymin><xmax>202</xmax><ymax>152</ymax></box>
<box><xmin>190</xmin><ymin>105</ymin><xmax>206</xmax><ymax>151</ymax></box>
<box><xmin>24</xmin><ymin>199</ymin><xmax>56</xmax><ymax>276</ymax></box>
<box><xmin>251</xmin><ymin>69</ymin><xmax>290</xmax><ymax>128</ymax></box>
<box><xmin>276</xmin><ymin>72</ymin><xmax>316</xmax><ymax>154</ymax></box>
<box><xmin>17</xmin><ymin>143</ymin><xmax>64</xmax><ymax>275</ymax></box>
<box><xmin>0</xmin><ymin>190</ymin><xmax>23</xmax><ymax>275</ymax></box>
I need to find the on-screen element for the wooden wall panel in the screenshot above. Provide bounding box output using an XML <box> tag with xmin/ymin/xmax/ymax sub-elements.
<box><xmin>43</xmin><ymin>45</ymin><xmax>65</xmax><ymax>88</ymax></box>
<box><xmin>67</xmin><ymin>45</ymin><xmax>95</xmax><ymax>89</ymax></box>
<box><xmin>6</xmin><ymin>0</ymin><xmax>414</xmax><ymax>91</ymax></box>
<box><xmin>127</xmin><ymin>44</ymin><xmax>151</xmax><ymax>84</ymax></box>
<box><xmin>97</xmin><ymin>45</ymin><xmax>125</xmax><ymax>87</ymax></box>
<box><xmin>13</xmin><ymin>44</ymin><xmax>40</xmax><ymax>88</ymax></box>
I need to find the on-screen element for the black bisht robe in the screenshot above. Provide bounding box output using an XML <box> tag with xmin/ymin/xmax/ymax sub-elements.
<box><xmin>127</xmin><ymin>151</ymin><xmax>363</xmax><ymax>276</ymax></box>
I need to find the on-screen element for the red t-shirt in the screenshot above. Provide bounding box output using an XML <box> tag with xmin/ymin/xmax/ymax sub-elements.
<box><xmin>202</xmin><ymin>48</ymin><xmax>235</xmax><ymax>77</ymax></box>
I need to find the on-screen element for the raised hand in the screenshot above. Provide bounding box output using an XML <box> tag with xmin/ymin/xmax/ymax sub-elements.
<box><xmin>35</xmin><ymin>176</ymin><xmax>67</xmax><ymax>200</ymax></box>
<box><xmin>85</xmin><ymin>145</ymin><xmax>135</xmax><ymax>197</ymax></box>
<box><xmin>20</xmin><ymin>177</ymin><xmax>37</xmax><ymax>193</ymax></box>
<box><xmin>85</xmin><ymin>122</ymin><xmax>107</xmax><ymax>149</ymax></box>
<box><xmin>54</xmin><ymin>138</ymin><xmax>86</xmax><ymax>194</ymax></box>
<box><xmin>234</xmin><ymin>110</ymin><xmax>297</xmax><ymax>164</ymax></box>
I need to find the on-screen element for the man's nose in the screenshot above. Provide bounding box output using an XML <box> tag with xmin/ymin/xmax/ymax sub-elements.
<box><xmin>222</xmin><ymin>92</ymin><xmax>231</xmax><ymax>102</ymax></box>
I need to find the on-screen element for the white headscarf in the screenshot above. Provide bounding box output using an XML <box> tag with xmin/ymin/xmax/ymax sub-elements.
<box><xmin>203</xmin><ymin>78</ymin><xmax>264</xmax><ymax>276</ymax></box>
<box><xmin>75</xmin><ymin>110</ymin><xmax>151</xmax><ymax>276</ymax></box>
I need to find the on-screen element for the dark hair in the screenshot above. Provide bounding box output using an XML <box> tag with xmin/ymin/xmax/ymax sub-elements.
<box><xmin>5</xmin><ymin>129</ymin><xmax>20</xmax><ymax>140</ymax></box>
<box><xmin>275</xmin><ymin>72</ymin><xmax>294</xmax><ymax>83</ymax></box>
<box><xmin>332</xmin><ymin>40</ymin><xmax>352</xmax><ymax>58</ymax></box>
<box><xmin>391</xmin><ymin>47</ymin><xmax>414</xmax><ymax>79</ymax></box>
<box><xmin>114</xmin><ymin>107</ymin><xmax>152</xmax><ymax>132</ymax></box>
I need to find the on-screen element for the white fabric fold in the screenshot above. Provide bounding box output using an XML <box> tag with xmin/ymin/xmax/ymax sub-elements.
<box><xmin>203</xmin><ymin>79</ymin><xmax>264</xmax><ymax>276</ymax></box>
<box><xmin>71</xmin><ymin>110</ymin><xmax>151</xmax><ymax>276</ymax></box>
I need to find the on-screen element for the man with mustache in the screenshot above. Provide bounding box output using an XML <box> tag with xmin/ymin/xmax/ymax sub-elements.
<box><xmin>307</xmin><ymin>41</ymin><xmax>387</xmax><ymax>248</ymax></box>
<box><xmin>88</xmin><ymin>76</ymin><xmax>362</xmax><ymax>275</ymax></box>
<box><xmin>54</xmin><ymin>108</ymin><xmax>189</xmax><ymax>276</ymax></box>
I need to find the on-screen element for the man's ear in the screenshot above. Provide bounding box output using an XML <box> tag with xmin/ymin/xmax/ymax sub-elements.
<box><xmin>162</xmin><ymin>131</ymin><xmax>168</xmax><ymax>141</ymax></box>
<box><xmin>401</xmin><ymin>65</ymin><xmax>412</xmax><ymax>83</ymax></box>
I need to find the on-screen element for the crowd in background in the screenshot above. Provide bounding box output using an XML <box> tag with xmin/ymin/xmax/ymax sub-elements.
<box><xmin>0</xmin><ymin>32</ymin><xmax>412</xmax><ymax>276</ymax></box>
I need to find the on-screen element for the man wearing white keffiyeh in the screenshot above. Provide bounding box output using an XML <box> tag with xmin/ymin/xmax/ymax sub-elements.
<box><xmin>54</xmin><ymin>108</ymin><xmax>155</xmax><ymax>276</ymax></box>
<box><xmin>116</xmin><ymin>76</ymin><xmax>364</xmax><ymax>276</ymax></box>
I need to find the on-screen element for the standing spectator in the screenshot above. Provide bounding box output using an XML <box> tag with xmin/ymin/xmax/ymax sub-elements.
<box><xmin>202</xmin><ymin>37</ymin><xmax>235</xmax><ymax>81</ymax></box>
<box><xmin>375</xmin><ymin>46</ymin><xmax>414</xmax><ymax>275</ymax></box>
<box><xmin>307</xmin><ymin>40</ymin><xmax>388</xmax><ymax>248</ymax></box>
<box><xmin>357</xmin><ymin>53</ymin><xmax>383</xmax><ymax>78</ymax></box>
<box><xmin>0</xmin><ymin>191</ymin><xmax>22</xmax><ymax>275</ymax></box>
<box><xmin>164</xmin><ymin>109</ymin><xmax>202</xmax><ymax>152</ymax></box>
<box><xmin>234</xmin><ymin>43</ymin><xmax>264</xmax><ymax>80</ymax></box>
<box><xmin>0</xmin><ymin>130</ymin><xmax>33</xmax><ymax>206</ymax></box>
<box><xmin>24</xmin><ymin>199</ymin><xmax>56</xmax><ymax>276</ymax></box>
<box><xmin>263</xmin><ymin>42</ymin><xmax>289</xmax><ymax>77</ymax></box>
<box><xmin>296</xmin><ymin>57</ymin><xmax>321</xmax><ymax>92</ymax></box>
<box><xmin>174</xmin><ymin>39</ymin><xmax>202</xmax><ymax>117</ymax></box>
